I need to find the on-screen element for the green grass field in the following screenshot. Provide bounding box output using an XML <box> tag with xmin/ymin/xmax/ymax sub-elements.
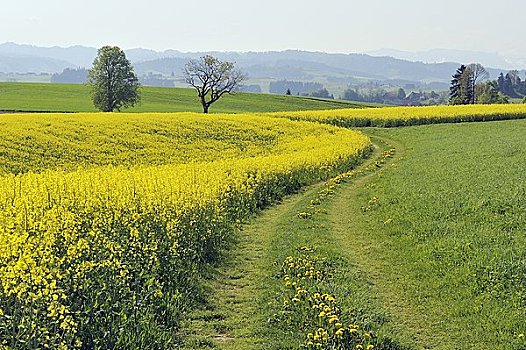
<box><xmin>353</xmin><ymin>121</ymin><xmax>526</xmax><ymax>349</ymax></box>
<box><xmin>0</xmin><ymin>82</ymin><xmax>373</xmax><ymax>113</ymax></box>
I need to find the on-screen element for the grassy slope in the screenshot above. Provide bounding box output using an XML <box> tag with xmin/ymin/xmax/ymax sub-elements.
<box><xmin>0</xmin><ymin>82</ymin><xmax>373</xmax><ymax>113</ymax></box>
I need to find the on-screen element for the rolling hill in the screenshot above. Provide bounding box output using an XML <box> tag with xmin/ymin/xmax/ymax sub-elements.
<box><xmin>0</xmin><ymin>82</ymin><xmax>376</xmax><ymax>113</ymax></box>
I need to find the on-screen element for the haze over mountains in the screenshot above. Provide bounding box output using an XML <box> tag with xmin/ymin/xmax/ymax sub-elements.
<box><xmin>1</xmin><ymin>42</ymin><xmax>523</xmax><ymax>94</ymax></box>
<box><xmin>366</xmin><ymin>48</ymin><xmax>522</xmax><ymax>71</ymax></box>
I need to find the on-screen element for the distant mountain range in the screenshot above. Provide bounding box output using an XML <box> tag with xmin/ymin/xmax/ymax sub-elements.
<box><xmin>366</xmin><ymin>48</ymin><xmax>519</xmax><ymax>70</ymax></box>
<box><xmin>0</xmin><ymin>42</ymin><xmax>523</xmax><ymax>94</ymax></box>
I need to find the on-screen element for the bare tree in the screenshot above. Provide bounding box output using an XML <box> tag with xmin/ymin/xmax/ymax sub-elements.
<box><xmin>467</xmin><ymin>63</ymin><xmax>489</xmax><ymax>103</ymax></box>
<box><xmin>184</xmin><ymin>55</ymin><xmax>246</xmax><ymax>113</ymax></box>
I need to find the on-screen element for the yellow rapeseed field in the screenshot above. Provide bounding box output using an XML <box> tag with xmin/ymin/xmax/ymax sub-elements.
<box><xmin>270</xmin><ymin>104</ymin><xmax>526</xmax><ymax>127</ymax></box>
<box><xmin>0</xmin><ymin>112</ymin><xmax>371</xmax><ymax>349</ymax></box>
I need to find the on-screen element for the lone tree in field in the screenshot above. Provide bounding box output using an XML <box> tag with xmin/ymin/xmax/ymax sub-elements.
<box><xmin>184</xmin><ymin>55</ymin><xmax>246</xmax><ymax>113</ymax></box>
<box><xmin>88</xmin><ymin>46</ymin><xmax>140</xmax><ymax>112</ymax></box>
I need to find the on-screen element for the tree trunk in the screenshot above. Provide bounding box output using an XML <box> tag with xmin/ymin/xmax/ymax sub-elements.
<box><xmin>202</xmin><ymin>103</ymin><xmax>209</xmax><ymax>113</ymax></box>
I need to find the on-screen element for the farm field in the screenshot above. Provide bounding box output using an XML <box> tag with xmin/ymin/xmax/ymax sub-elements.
<box><xmin>0</xmin><ymin>112</ymin><xmax>368</xmax><ymax>174</ymax></box>
<box><xmin>0</xmin><ymin>105</ymin><xmax>525</xmax><ymax>349</ymax></box>
<box><xmin>272</xmin><ymin>104</ymin><xmax>526</xmax><ymax>127</ymax></box>
<box><xmin>0</xmin><ymin>112</ymin><xmax>371</xmax><ymax>349</ymax></box>
<box><xmin>0</xmin><ymin>82</ymin><xmax>373</xmax><ymax>113</ymax></box>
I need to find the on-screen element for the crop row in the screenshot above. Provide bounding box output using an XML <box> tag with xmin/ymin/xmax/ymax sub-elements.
<box><xmin>0</xmin><ymin>112</ymin><xmax>353</xmax><ymax>174</ymax></box>
<box><xmin>269</xmin><ymin>104</ymin><xmax>526</xmax><ymax>127</ymax></box>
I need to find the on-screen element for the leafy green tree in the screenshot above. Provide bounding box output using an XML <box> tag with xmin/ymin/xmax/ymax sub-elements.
<box><xmin>342</xmin><ymin>88</ymin><xmax>362</xmax><ymax>101</ymax></box>
<box><xmin>184</xmin><ymin>55</ymin><xmax>246</xmax><ymax>113</ymax></box>
<box><xmin>475</xmin><ymin>81</ymin><xmax>509</xmax><ymax>104</ymax></box>
<box><xmin>397</xmin><ymin>87</ymin><xmax>407</xmax><ymax>100</ymax></box>
<box><xmin>497</xmin><ymin>73</ymin><xmax>505</xmax><ymax>92</ymax></box>
<box><xmin>88</xmin><ymin>46</ymin><xmax>140</xmax><ymax>112</ymax></box>
<box><xmin>309</xmin><ymin>88</ymin><xmax>333</xmax><ymax>99</ymax></box>
<box><xmin>496</xmin><ymin>70</ymin><xmax>526</xmax><ymax>98</ymax></box>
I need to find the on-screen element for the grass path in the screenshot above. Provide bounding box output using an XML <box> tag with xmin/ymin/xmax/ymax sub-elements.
<box><xmin>178</xmin><ymin>180</ymin><xmax>327</xmax><ymax>349</ymax></box>
<box><xmin>326</xmin><ymin>134</ymin><xmax>458</xmax><ymax>349</ymax></box>
<box><xmin>179</xmin><ymin>135</ymin><xmax>416</xmax><ymax>349</ymax></box>
<box><xmin>325</xmin><ymin>135</ymin><xmax>434</xmax><ymax>348</ymax></box>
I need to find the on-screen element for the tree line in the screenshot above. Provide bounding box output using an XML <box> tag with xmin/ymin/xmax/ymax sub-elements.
<box><xmin>449</xmin><ymin>63</ymin><xmax>526</xmax><ymax>105</ymax></box>
<box><xmin>270</xmin><ymin>80</ymin><xmax>323</xmax><ymax>95</ymax></box>
<box><xmin>88</xmin><ymin>46</ymin><xmax>246</xmax><ymax>113</ymax></box>
<box><xmin>496</xmin><ymin>71</ymin><xmax>526</xmax><ymax>98</ymax></box>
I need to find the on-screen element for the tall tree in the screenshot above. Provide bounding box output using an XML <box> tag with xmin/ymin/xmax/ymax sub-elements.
<box><xmin>450</xmin><ymin>65</ymin><xmax>473</xmax><ymax>105</ymax></box>
<box><xmin>397</xmin><ymin>87</ymin><xmax>407</xmax><ymax>100</ymax></box>
<box><xmin>88</xmin><ymin>46</ymin><xmax>140</xmax><ymax>112</ymax></box>
<box><xmin>467</xmin><ymin>63</ymin><xmax>489</xmax><ymax>103</ymax></box>
<box><xmin>503</xmin><ymin>73</ymin><xmax>516</xmax><ymax>97</ymax></box>
<box><xmin>184</xmin><ymin>55</ymin><xmax>246</xmax><ymax>113</ymax></box>
<box><xmin>497</xmin><ymin>72</ymin><xmax>505</xmax><ymax>92</ymax></box>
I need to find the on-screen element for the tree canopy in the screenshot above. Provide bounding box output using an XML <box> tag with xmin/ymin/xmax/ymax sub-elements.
<box><xmin>88</xmin><ymin>46</ymin><xmax>141</xmax><ymax>112</ymax></box>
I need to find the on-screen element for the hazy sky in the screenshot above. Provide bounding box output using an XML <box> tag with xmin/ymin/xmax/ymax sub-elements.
<box><xmin>2</xmin><ymin>0</ymin><xmax>525</xmax><ymax>57</ymax></box>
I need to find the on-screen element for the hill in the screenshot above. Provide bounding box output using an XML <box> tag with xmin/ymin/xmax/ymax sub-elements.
<box><xmin>1</xmin><ymin>43</ymin><xmax>521</xmax><ymax>96</ymax></box>
<box><xmin>0</xmin><ymin>82</ymin><xmax>375</xmax><ymax>113</ymax></box>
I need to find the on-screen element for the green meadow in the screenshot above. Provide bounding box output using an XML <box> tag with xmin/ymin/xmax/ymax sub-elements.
<box><xmin>0</xmin><ymin>82</ymin><xmax>372</xmax><ymax>113</ymax></box>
